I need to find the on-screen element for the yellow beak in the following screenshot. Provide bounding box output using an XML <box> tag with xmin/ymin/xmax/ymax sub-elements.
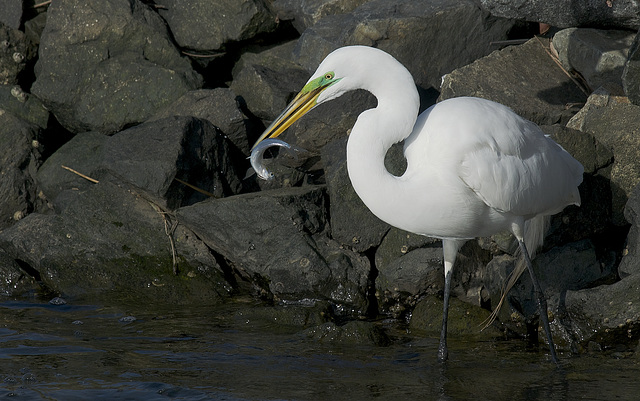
<box><xmin>251</xmin><ymin>76</ymin><xmax>338</xmax><ymax>150</ymax></box>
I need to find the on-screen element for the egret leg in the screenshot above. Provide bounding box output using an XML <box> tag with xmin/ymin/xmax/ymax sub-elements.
<box><xmin>438</xmin><ymin>268</ymin><xmax>452</xmax><ymax>362</ymax></box>
<box><xmin>517</xmin><ymin>239</ymin><xmax>559</xmax><ymax>364</ymax></box>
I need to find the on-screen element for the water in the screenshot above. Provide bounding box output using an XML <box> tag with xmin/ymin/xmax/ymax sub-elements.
<box><xmin>1</xmin><ymin>298</ymin><xmax>639</xmax><ymax>401</ymax></box>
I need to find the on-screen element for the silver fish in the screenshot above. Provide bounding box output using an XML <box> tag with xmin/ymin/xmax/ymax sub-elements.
<box><xmin>249</xmin><ymin>138</ymin><xmax>304</xmax><ymax>181</ymax></box>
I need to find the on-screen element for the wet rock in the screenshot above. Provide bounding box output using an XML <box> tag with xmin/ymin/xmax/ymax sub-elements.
<box><xmin>0</xmin><ymin>111</ymin><xmax>42</xmax><ymax>230</ymax></box>
<box><xmin>235</xmin><ymin>302</ymin><xmax>331</xmax><ymax>331</ymax></box>
<box><xmin>231</xmin><ymin>41</ymin><xmax>309</xmax><ymax>123</ymax></box>
<box><xmin>101</xmin><ymin>116</ymin><xmax>244</xmax><ymax>209</ymax></box>
<box><xmin>0</xmin><ymin>0</ymin><xmax>22</xmax><ymax>30</ymax></box>
<box><xmin>302</xmin><ymin>320</ymin><xmax>391</xmax><ymax>346</ymax></box>
<box><xmin>0</xmin><ymin>24</ymin><xmax>30</xmax><ymax>85</ymax></box>
<box><xmin>375</xmin><ymin>228</ymin><xmax>440</xmax><ymax>274</ymax></box>
<box><xmin>480</xmin><ymin>0</ymin><xmax>640</xmax><ymax>30</ymax></box>
<box><xmin>0</xmin><ymin>180</ymin><xmax>232</xmax><ymax>304</ymax></box>
<box><xmin>271</xmin><ymin>0</ymin><xmax>370</xmax><ymax>33</ymax></box>
<box><xmin>149</xmin><ymin>88</ymin><xmax>252</xmax><ymax>155</ymax></box>
<box><xmin>293</xmin><ymin>0</ymin><xmax>516</xmax><ymax>90</ymax></box>
<box><xmin>552</xmin><ymin>28</ymin><xmax>636</xmax><ymax>91</ymax></box>
<box><xmin>158</xmin><ymin>0</ymin><xmax>277</xmax><ymax>51</ymax></box>
<box><xmin>409</xmin><ymin>295</ymin><xmax>503</xmax><ymax>339</ymax></box>
<box><xmin>622</xmin><ymin>30</ymin><xmax>640</xmax><ymax>105</ymax></box>
<box><xmin>0</xmin><ymin>85</ymin><xmax>49</xmax><ymax>128</ymax></box>
<box><xmin>176</xmin><ymin>186</ymin><xmax>372</xmax><ymax>314</ymax></box>
<box><xmin>32</xmin><ymin>0</ymin><xmax>202</xmax><ymax>134</ymax></box>
<box><xmin>564</xmin><ymin>274</ymin><xmax>640</xmax><ymax>349</ymax></box>
<box><xmin>567</xmin><ymin>87</ymin><xmax>640</xmax><ymax>225</ymax></box>
<box><xmin>440</xmin><ymin>37</ymin><xmax>588</xmax><ymax>126</ymax></box>
<box><xmin>0</xmin><ymin>248</ymin><xmax>40</xmax><ymax>297</ymax></box>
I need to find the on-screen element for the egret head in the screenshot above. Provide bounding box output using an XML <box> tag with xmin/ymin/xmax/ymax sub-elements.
<box><xmin>251</xmin><ymin>46</ymin><xmax>391</xmax><ymax>149</ymax></box>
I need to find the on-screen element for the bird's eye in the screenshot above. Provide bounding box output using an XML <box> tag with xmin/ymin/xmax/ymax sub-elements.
<box><xmin>324</xmin><ymin>72</ymin><xmax>334</xmax><ymax>80</ymax></box>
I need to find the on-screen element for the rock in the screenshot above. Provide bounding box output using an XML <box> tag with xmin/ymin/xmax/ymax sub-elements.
<box><xmin>622</xmin><ymin>29</ymin><xmax>640</xmax><ymax>106</ymax></box>
<box><xmin>374</xmin><ymin>228</ymin><xmax>440</xmax><ymax>274</ymax></box>
<box><xmin>409</xmin><ymin>295</ymin><xmax>502</xmax><ymax>339</ymax></box>
<box><xmin>0</xmin><ymin>84</ymin><xmax>49</xmax><ymax>128</ymax></box>
<box><xmin>37</xmin><ymin>117</ymin><xmax>245</xmax><ymax>211</ymax></box>
<box><xmin>32</xmin><ymin>0</ymin><xmax>202</xmax><ymax>134</ymax></box>
<box><xmin>0</xmin><ymin>111</ymin><xmax>42</xmax><ymax>230</ymax></box>
<box><xmin>293</xmin><ymin>0</ymin><xmax>516</xmax><ymax>90</ymax></box>
<box><xmin>440</xmin><ymin>37</ymin><xmax>588</xmax><ymax>126</ymax></box>
<box><xmin>231</xmin><ymin>41</ymin><xmax>309</xmax><ymax>122</ymax></box>
<box><xmin>552</xmin><ymin>28</ymin><xmax>637</xmax><ymax>91</ymax></box>
<box><xmin>24</xmin><ymin>12</ymin><xmax>47</xmax><ymax>46</ymax></box>
<box><xmin>376</xmin><ymin>247</ymin><xmax>444</xmax><ymax>315</ymax></box>
<box><xmin>149</xmin><ymin>88</ymin><xmax>252</xmax><ymax>154</ymax></box>
<box><xmin>480</xmin><ymin>0</ymin><xmax>640</xmax><ymax>30</ymax></box>
<box><xmin>0</xmin><ymin>24</ymin><xmax>30</xmax><ymax>85</ymax></box>
<box><xmin>565</xmin><ymin>274</ymin><xmax>640</xmax><ymax>349</ymax></box>
<box><xmin>271</xmin><ymin>0</ymin><xmax>370</xmax><ymax>33</ymax></box>
<box><xmin>0</xmin><ymin>0</ymin><xmax>22</xmax><ymax>30</ymax></box>
<box><xmin>0</xmin><ymin>180</ymin><xmax>232</xmax><ymax>304</ymax></box>
<box><xmin>158</xmin><ymin>0</ymin><xmax>277</xmax><ymax>51</ymax></box>
<box><xmin>235</xmin><ymin>302</ymin><xmax>331</xmax><ymax>330</ymax></box>
<box><xmin>102</xmin><ymin>116</ymin><xmax>244</xmax><ymax>209</ymax></box>
<box><xmin>176</xmin><ymin>186</ymin><xmax>372</xmax><ymax>314</ymax></box>
<box><xmin>619</xmin><ymin>183</ymin><xmax>640</xmax><ymax>277</ymax></box>
<box><xmin>321</xmin><ymin>138</ymin><xmax>390</xmax><ymax>252</ymax></box>
<box><xmin>567</xmin><ymin>87</ymin><xmax>640</xmax><ymax>225</ymax></box>
<box><xmin>0</xmin><ymin>248</ymin><xmax>40</xmax><ymax>297</ymax></box>
<box><xmin>36</xmin><ymin>132</ymin><xmax>107</xmax><ymax>203</ymax></box>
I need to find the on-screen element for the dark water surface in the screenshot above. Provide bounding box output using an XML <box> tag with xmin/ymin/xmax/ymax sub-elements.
<box><xmin>1</xmin><ymin>298</ymin><xmax>639</xmax><ymax>400</ymax></box>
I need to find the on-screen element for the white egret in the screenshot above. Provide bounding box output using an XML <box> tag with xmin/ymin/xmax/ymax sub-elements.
<box><xmin>252</xmin><ymin>46</ymin><xmax>583</xmax><ymax>363</ymax></box>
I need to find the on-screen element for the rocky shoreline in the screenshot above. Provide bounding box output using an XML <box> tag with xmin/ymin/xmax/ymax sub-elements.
<box><xmin>1</xmin><ymin>0</ymin><xmax>640</xmax><ymax>355</ymax></box>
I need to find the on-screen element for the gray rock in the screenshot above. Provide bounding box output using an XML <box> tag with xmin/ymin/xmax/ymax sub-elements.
<box><xmin>0</xmin><ymin>180</ymin><xmax>232</xmax><ymax>304</ymax></box>
<box><xmin>0</xmin><ymin>248</ymin><xmax>40</xmax><ymax>297</ymax></box>
<box><xmin>176</xmin><ymin>186</ymin><xmax>372</xmax><ymax>314</ymax></box>
<box><xmin>619</xmin><ymin>183</ymin><xmax>640</xmax><ymax>277</ymax></box>
<box><xmin>0</xmin><ymin>85</ymin><xmax>49</xmax><ymax>128</ymax></box>
<box><xmin>552</xmin><ymin>28</ymin><xmax>637</xmax><ymax>91</ymax></box>
<box><xmin>149</xmin><ymin>88</ymin><xmax>252</xmax><ymax>155</ymax></box>
<box><xmin>302</xmin><ymin>320</ymin><xmax>390</xmax><ymax>346</ymax></box>
<box><xmin>0</xmin><ymin>0</ymin><xmax>22</xmax><ymax>29</ymax></box>
<box><xmin>158</xmin><ymin>0</ymin><xmax>277</xmax><ymax>51</ymax></box>
<box><xmin>24</xmin><ymin>12</ymin><xmax>47</xmax><ymax>46</ymax></box>
<box><xmin>622</xmin><ymin>29</ymin><xmax>640</xmax><ymax>106</ymax></box>
<box><xmin>321</xmin><ymin>137</ymin><xmax>390</xmax><ymax>252</ymax></box>
<box><xmin>440</xmin><ymin>38</ymin><xmax>588</xmax><ymax>126</ymax></box>
<box><xmin>37</xmin><ymin>132</ymin><xmax>107</xmax><ymax>203</ymax></box>
<box><xmin>374</xmin><ymin>228</ymin><xmax>439</xmax><ymax>273</ymax></box>
<box><xmin>231</xmin><ymin>41</ymin><xmax>309</xmax><ymax>122</ymax></box>
<box><xmin>102</xmin><ymin>116</ymin><xmax>244</xmax><ymax>209</ymax></box>
<box><xmin>271</xmin><ymin>0</ymin><xmax>370</xmax><ymax>33</ymax></box>
<box><xmin>32</xmin><ymin>0</ymin><xmax>202</xmax><ymax>134</ymax></box>
<box><xmin>0</xmin><ymin>24</ymin><xmax>30</xmax><ymax>85</ymax></box>
<box><xmin>567</xmin><ymin>87</ymin><xmax>640</xmax><ymax>225</ymax></box>
<box><xmin>293</xmin><ymin>0</ymin><xmax>516</xmax><ymax>89</ymax></box>
<box><xmin>0</xmin><ymin>111</ymin><xmax>41</xmax><ymax>230</ymax></box>
<box><xmin>480</xmin><ymin>0</ymin><xmax>640</xmax><ymax>30</ymax></box>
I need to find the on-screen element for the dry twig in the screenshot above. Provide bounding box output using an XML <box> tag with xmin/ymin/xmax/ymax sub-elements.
<box><xmin>61</xmin><ymin>165</ymin><xmax>99</xmax><ymax>183</ymax></box>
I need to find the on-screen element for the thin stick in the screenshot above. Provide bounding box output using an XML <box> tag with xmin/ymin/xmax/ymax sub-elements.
<box><xmin>149</xmin><ymin>202</ymin><xmax>179</xmax><ymax>275</ymax></box>
<box><xmin>61</xmin><ymin>165</ymin><xmax>99</xmax><ymax>183</ymax></box>
<box><xmin>33</xmin><ymin>0</ymin><xmax>52</xmax><ymax>8</ymax></box>
<box><xmin>174</xmin><ymin>177</ymin><xmax>217</xmax><ymax>198</ymax></box>
<box><xmin>534</xmin><ymin>36</ymin><xmax>591</xmax><ymax>97</ymax></box>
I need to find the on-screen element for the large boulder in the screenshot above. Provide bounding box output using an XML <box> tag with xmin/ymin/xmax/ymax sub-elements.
<box><xmin>552</xmin><ymin>28</ymin><xmax>637</xmax><ymax>91</ymax></box>
<box><xmin>293</xmin><ymin>0</ymin><xmax>517</xmax><ymax>90</ymax></box>
<box><xmin>158</xmin><ymin>0</ymin><xmax>277</xmax><ymax>51</ymax></box>
<box><xmin>31</xmin><ymin>0</ymin><xmax>202</xmax><ymax>134</ymax></box>
<box><xmin>480</xmin><ymin>0</ymin><xmax>640</xmax><ymax>30</ymax></box>
<box><xmin>176</xmin><ymin>186</ymin><xmax>372</xmax><ymax>315</ymax></box>
<box><xmin>37</xmin><ymin>117</ymin><xmax>245</xmax><ymax>210</ymax></box>
<box><xmin>270</xmin><ymin>0</ymin><xmax>370</xmax><ymax>33</ymax></box>
<box><xmin>0</xmin><ymin>180</ymin><xmax>232</xmax><ymax>304</ymax></box>
<box><xmin>439</xmin><ymin>37</ymin><xmax>588</xmax><ymax>126</ymax></box>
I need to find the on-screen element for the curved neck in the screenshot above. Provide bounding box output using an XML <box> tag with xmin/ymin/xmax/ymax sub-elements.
<box><xmin>346</xmin><ymin>78</ymin><xmax>419</xmax><ymax>228</ymax></box>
